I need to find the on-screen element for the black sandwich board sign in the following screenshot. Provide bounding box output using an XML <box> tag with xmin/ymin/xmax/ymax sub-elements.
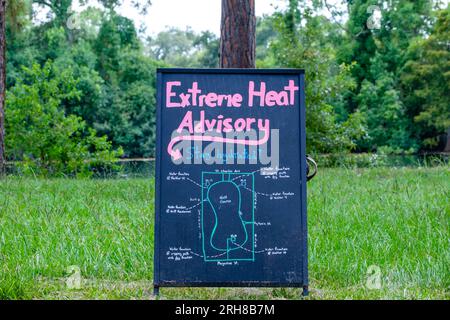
<box><xmin>154</xmin><ymin>68</ymin><xmax>308</xmax><ymax>295</ymax></box>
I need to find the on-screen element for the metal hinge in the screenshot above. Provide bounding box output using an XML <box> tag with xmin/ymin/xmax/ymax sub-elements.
<box><xmin>306</xmin><ymin>155</ymin><xmax>317</xmax><ymax>182</ymax></box>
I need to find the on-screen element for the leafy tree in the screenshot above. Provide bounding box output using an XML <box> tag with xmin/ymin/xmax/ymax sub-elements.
<box><xmin>337</xmin><ymin>0</ymin><xmax>379</xmax><ymax>113</ymax></box>
<box><xmin>53</xmin><ymin>39</ymin><xmax>106</xmax><ymax>127</ymax></box>
<box><xmin>267</xmin><ymin>1</ymin><xmax>366</xmax><ymax>153</ymax></box>
<box><xmin>101</xmin><ymin>48</ymin><xmax>160</xmax><ymax>157</ymax></box>
<box><xmin>94</xmin><ymin>13</ymin><xmax>139</xmax><ymax>83</ymax></box>
<box><xmin>6</xmin><ymin>0</ymin><xmax>29</xmax><ymax>32</ymax></box>
<box><xmin>5</xmin><ymin>2</ymin><xmax>161</xmax><ymax>161</ymax></box>
<box><xmin>4</xmin><ymin>0</ymin><xmax>447</xmax><ymax>163</ymax></box>
<box><xmin>357</xmin><ymin>53</ymin><xmax>413</xmax><ymax>152</ymax></box>
<box><xmin>89</xmin><ymin>13</ymin><xmax>160</xmax><ymax>157</ymax></box>
<box><xmin>2</xmin><ymin>0</ymin><xmax>32</xmax><ymax>172</ymax></box>
<box><xmin>147</xmin><ymin>27</ymin><xmax>197</xmax><ymax>66</ymax></box>
<box><xmin>377</xmin><ymin>0</ymin><xmax>433</xmax><ymax>75</ymax></box>
<box><xmin>192</xmin><ymin>31</ymin><xmax>219</xmax><ymax>68</ymax></box>
<box><xmin>255</xmin><ymin>15</ymin><xmax>278</xmax><ymax>63</ymax></box>
<box><xmin>146</xmin><ymin>28</ymin><xmax>219</xmax><ymax>68</ymax></box>
<box><xmin>337</xmin><ymin>0</ymin><xmax>436</xmax><ymax>152</ymax></box>
<box><xmin>400</xmin><ymin>6</ymin><xmax>450</xmax><ymax>150</ymax></box>
<box><xmin>32</xmin><ymin>0</ymin><xmax>151</xmax><ymax>33</ymax></box>
<box><xmin>33</xmin><ymin>0</ymin><xmax>73</xmax><ymax>28</ymax></box>
<box><xmin>5</xmin><ymin>62</ymin><xmax>122</xmax><ymax>176</ymax></box>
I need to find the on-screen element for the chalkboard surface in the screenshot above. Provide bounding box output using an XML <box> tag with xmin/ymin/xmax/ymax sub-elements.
<box><xmin>154</xmin><ymin>69</ymin><xmax>307</xmax><ymax>289</ymax></box>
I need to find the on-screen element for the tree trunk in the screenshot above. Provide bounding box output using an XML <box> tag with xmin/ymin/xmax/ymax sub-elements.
<box><xmin>0</xmin><ymin>0</ymin><xmax>6</xmax><ymax>174</ymax></box>
<box><xmin>220</xmin><ymin>0</ymin><xmax>256</xmax><ymax>68</ymax></box>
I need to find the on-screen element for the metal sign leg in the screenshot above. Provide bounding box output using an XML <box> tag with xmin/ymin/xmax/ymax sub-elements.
<box><xmin>153</xmin><ymin>285</ymin><xmax>160</xmax><ymax>297</ymax></box>
<box><xmin>302</xmin><ymin>285</ymin><xmax>309</xmax><ymax>297</ymax></box>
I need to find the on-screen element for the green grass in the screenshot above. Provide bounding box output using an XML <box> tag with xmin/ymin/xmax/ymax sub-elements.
<box><xmin>0</xmin><ymin>167</ymin><xmax>448</xmax><ymax>300</ymax></box>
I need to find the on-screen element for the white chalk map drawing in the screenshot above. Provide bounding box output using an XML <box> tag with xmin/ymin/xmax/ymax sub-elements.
<box><xmin>201</xmin><ymin>172</ymin><xmax>255</xmax><ymax>262</ymax></box>
<box><xmin>163</xmin><ymin>167</ymin><xmax>295</xmax><ymax>264</ymax></box>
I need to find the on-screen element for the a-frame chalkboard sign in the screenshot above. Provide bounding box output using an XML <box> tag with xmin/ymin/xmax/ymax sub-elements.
<box><xmin>154</xmin><ymin>69</ymin><xmax>308</xmax><ymax>296</ymax></box>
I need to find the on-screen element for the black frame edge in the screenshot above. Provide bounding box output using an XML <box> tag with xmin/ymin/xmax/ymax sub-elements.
<box><xmin>156</xmin><ymin>68</ymin><xmax>305</xmax><ymax>75</ymax></box>
<box><xmin>153</xmin><ymin>69</ymin><xmax>308</xmax><ymax>291</ymax></box>
<box><xmin>299</xmin><ymin>73</ymin><xmax>309</xmax><ymax>289</ymax></box>
<box><xmin>153</xmin><ymin>70</ymin><xmax>163</xmax><ymax>291</ymax></box>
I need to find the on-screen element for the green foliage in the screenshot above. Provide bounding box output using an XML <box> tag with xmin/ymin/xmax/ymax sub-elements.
<box><xmin>33</xmin><ymin>0</ymin><xmax>73</xmax><ymax>29</ymax></box>
<box><xmin>400</xmin><ymin>6</ymin><xmax>450</xmax><ymax>149</ymax></box>
<box><xmin>265</xmin><ymin>3</ymin><xmax>366</xmax><ymax>153</ymax></box>
<box><xmin>338</xmin><ymin>0</ymin><xmax>445</xmax><ymax>152</ymax></box>
<box><xmin>377</xmin><ymin>0</ymin><xmax>433</xmax><ymax>74</ymax></box>
<box><xmin>109</xmin><ymin>49</ymin><xmax>158</xmax><ymax>157</ymax></box>
<box><xmin>146</xmin><ymin>28</ymin><xmax>219</xmax><ymax>68</ymax></box>
<box><xmin>255</xmin><ymin>16</ymin><xmax>278</xmax><ymax>62</ymax></box>
<box><xmin>6</xmin><ymin>9</ymin><xmax>161</xmax><ymax>158</ymax></box>
<box><xmin>86</xmin><ymin>13</ymin><xmax>160</xmax><ymax>157</ymax></box>
<box><xmin>5</xmin><ymin>62</ymin><xmax>122</xmax><ymax>177</ymax></box>
<box><xmin>5</xmin><ymin>0</ymin><xmax>29</xmax><ymax>32</ymax></box>
<box><xmin>92</xmin><ymin>47</ymin><xmax>160</xmax><ymax>157</ymax></box>
<box><xmin>4</xmin><ymin>0</ymin><xmax>449</xmax><ymax>164</ymax></box>
<box><xmin>356</xmin><ymin>53</ymin><xmax>415</xmax><ymax>152</ymax></box>
<box><xmin>339</xmin><ymin>0</ymin><xmax>378</xmax><ymax>90</ymax></box>
<box><xmin>93</xmin><ymin>13</ymin><xmax>140</xmax><ymax>83</ymax></box>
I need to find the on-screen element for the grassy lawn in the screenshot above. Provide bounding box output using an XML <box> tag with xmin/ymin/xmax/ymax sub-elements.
<box><xmin>0</xmin><ymin>167</ymin><xmax>448</xmax><ymax>300</ymax></box>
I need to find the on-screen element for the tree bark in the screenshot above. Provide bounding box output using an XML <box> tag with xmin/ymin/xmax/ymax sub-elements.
<box><xmin>0</xmin><ymin>0</ymin><xmax>6</xmax><ymax>174</ymax></box>
<box><xmin>220</xmin><ymin>0</ymin><xmax>256</xmax><ymax>68</ymax></box>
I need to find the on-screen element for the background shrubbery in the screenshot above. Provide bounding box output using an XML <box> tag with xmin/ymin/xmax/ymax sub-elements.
<box><xmin>6</xmin><ymin>62</ymin><xmax>122</xmax><ymax>177</ymax></box>
<box><xmin>4</xmin><ymin>0</ymin><xmax>450</xmax><ymax>176</ymax></box>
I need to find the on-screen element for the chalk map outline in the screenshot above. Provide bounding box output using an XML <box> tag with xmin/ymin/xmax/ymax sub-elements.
<box><xmin>201</xmin><ymin>172</ymin><xmax>255</xmax><ymax>262</ymax></box>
